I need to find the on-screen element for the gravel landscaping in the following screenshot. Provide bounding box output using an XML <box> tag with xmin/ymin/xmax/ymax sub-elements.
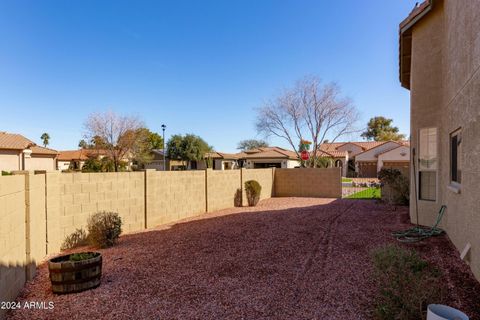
<box><xmin>8</xmin><ymin>198</ymin><xmax>480</xmax><ymax>319</ymax></box>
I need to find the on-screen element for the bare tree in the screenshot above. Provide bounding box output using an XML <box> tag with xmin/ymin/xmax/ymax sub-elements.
<box><xmin>84</xmin><ymin>111</ymin><xmax>144</xmax><ymax>172</ymax></box>
<box><xmin>256</xmin><ymin>76</ymin><xmax>359</xmax><ymax>167</ymax></box>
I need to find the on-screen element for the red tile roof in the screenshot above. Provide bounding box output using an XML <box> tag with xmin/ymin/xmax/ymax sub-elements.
<box><xmin>320</xmin><ymin>141</ymin><xmax>402</xmax><ymax>152</ymax></box>
<box><xmin>58</xmin><ymin>149</ymin><xmax>108</xmax><ymax>161</ymax></box>
<box><xmin>399</xmin><ymin>0</ymin><xmax>433</xmax><ymax>31</ymax></box>
<box><xmin>211</xmin><ymin>147</ymin><xmax>299</xmax><ymax>160</ymax></box>
<box><xmin>30</xmin><ymin>145</ymin><xmax>59</xmax><ymax>156</ymax></box>
<box><xmin>322</xmin><ymin>150</ymin><xmax>348</xmax><ymax>158</ymax></box>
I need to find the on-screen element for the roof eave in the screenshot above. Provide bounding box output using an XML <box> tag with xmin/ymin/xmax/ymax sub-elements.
<box><xmin>399</xmin><ymin>0</ymin><xmax>435</xmax><ymax>90</ymax></box>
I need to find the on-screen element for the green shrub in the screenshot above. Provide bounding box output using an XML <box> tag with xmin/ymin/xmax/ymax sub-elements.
<box><xmin>81</xmin><ymin>158</ymin><xmax>103</xmax><ymax>172</ymax></box>
<box><xmin>82</xmin><ymin>157</ymin><xmax>121</xmax><ymax>172</ymax></box>
<box><xmin>371</xmin><ymin>245</ymin><xmax>445</xmax><ymax>320</ymax></box>
<box><xmin>61</xmin><ymin>228</ymin><xmax>89</xmax><ymax>251</ymax></box>
<box><xmin>69</xmin><ymin>252</ymin><xmax>97</xmax><ymax>261</ymax></box>
<box><xmin>1</xmin><ymin>171</ymin><xmax>12</xmax><ymax>176</ymax></box>
<box><xmin>87</xmin><ymin>211</ymin><xmax>122</xmax><ymax>248</ymax></box>
<box><xmin>378</xmin><ymin>168</ymin><xmax>409</xmax><ymax>205</ymax></box>
<box><xmin>245</xmin><ymin>180</ymin><xmax>261</xmax><ymax>206</ymax></box>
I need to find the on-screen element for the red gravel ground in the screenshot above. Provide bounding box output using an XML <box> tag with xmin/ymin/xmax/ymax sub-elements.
<box><xmin>8</xmin><ymin>198</ymin><xmax>480</xmax><ymax>319</ymax></box>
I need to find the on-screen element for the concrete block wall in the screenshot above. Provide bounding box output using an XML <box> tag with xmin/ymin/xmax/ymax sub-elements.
<box><xmin>47</xmin><ymin>172</ymin><xmax>145</xmax><ymax>252</ymax></box>
<box><xmin>274</xmin><ymin>168</ymin><xmax>342</xmax><ymax>198</ymax></box>
<box><xmin>206</xmin><ymin>169</ymin><xmax>241</xmax><ymax>212</ymax></box>
<box><xmin>0</xmin><ymin>176</ymin><xmax>27</xmax><ymax>320</ymax></box>
<box><xmin>146</xmin><ymin>170</ymin><xmax>206</xmax><ymax>228</ymax></box>
<box><xmin>26</xmin><ymin>174</ymin><xmax>47</xmax><ymax>275</ymax></box>
<box><xmin>241</xmin><ymin>168</ymin><xmax>275</xmax><ymax>206</ymax></box>
<box><xmin>0</xmin><ymin>167</ymin><xmax>341</xmax><ymax>314</ymax></box>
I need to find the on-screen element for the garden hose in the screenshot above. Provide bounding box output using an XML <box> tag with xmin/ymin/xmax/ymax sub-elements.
<box><xmin>392</xmin><ymin>205</ymin><xmax>446</xmax><ymax>243</ymax></box>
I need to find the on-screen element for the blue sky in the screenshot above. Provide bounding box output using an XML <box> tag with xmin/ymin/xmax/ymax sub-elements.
<box><xmin>0</xmin><ymin>0</ymin><xmax>417</xmax><ymax>153</ymax></box>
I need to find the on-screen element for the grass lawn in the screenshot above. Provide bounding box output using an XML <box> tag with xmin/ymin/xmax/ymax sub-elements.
<box><xmin>341</xmin><ymin>177</ymin><xmax>352</xmax><ymax>183</ymax></box>
<box><xmin>346</xmin><ymin>187</ymin><xmax>381</xmax><ymax>199</ymax></box>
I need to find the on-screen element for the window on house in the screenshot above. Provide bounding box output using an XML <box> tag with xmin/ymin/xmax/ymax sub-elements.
<box><xmin>450</xmin><ymin>128</ymin><xmax>462</xmax><ymax>184</ymax></box>
<box><xmin>418</xmin><ymin>128</ymin><xmax>437</xmax><ymax>201</ymax></box>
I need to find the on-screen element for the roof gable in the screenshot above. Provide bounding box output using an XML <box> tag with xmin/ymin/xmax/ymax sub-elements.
<box><xmin>0</xmin><ymin>132</ymin><xmax>35</xmax><ymax>150</ymax></box>
<box><xmin>0</xmin><ymin>132</ymin><xmax>58</xmax><ymax>155</ymax></box>
<box><xmin>377</xmin><ymin>145</ymin><xmax>410</xmax><ymax>157</ymax></box>
<box><xmin>355</xmin><ymin>141</ymin><xmax>402</xmax><ymax>159</ymax></box>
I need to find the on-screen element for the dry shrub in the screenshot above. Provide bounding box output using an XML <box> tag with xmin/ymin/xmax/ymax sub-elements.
<box><xmin>87</xmin><ymin>211</ymin><xmax>122</xmax><ymax>248</ymax></box>
<box><xmin>371</xmin><ymin>245</ymin><xmax>446</xmax><ymax>320</ymax></box>
<box><xmin>244</xmin><ymin>180</ymin><xmax>261</xmax><ymax>206</ymax></box>
<box><xmin>234</xmin><ymin>188</ymin><xmax>242</xmax><ymax>207</ymax></box>
<box><xmin>378</xmin><ymin>168</ymin><xmax>409</xmax><ymax>205</ymax></box>
<box><xmin>61</xmin><ymin>228</ymin><xmax>88</xmax><ymax>251</ymax></box>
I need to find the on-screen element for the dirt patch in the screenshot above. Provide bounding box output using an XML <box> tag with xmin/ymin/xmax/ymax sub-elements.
<box><xmin>7</xmin><ymin>198</ymin><xmax>480</xmax><ymax>319</ymax></box>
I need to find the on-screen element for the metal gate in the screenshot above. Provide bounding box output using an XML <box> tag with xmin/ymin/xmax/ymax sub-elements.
<box><xmin>342</xmin><ymin>178</ymin><xmax>381</xmax><ymax>199</ymax></box>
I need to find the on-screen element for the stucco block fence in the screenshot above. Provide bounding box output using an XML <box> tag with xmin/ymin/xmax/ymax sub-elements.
<box><xmin>0</xmin><ymin>167</ymin><xmax>341</xmax><ymax>316</ymax></box>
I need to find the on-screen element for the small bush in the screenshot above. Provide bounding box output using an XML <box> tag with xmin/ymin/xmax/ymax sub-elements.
<box><xmin>69</xmin><ymin>252</ymin><xmax>97</xmax><ymax>261</ymax></box>
<box><xmin>371</xmin><ymin>245</ymin><xmax>445</xmax><ymax>320</ymax></box>
<box><xmin>234</xmin><ymin>188</ymin><xmax>242</xmax><ymax>207</ymax></box>
<box><xmin>378</xmin><ymin>168</ymin><xmax>409</xmax><ymax>205</ymax></box>
<box><xmin>245</xmin><ymin>180</ymin><xmax>261</xmax><ymax>206</ymax></box>
<box><xmin>87</xmin><ymin>211</ymin><xmax>122</xmax><ymax>248</ymax></box>
<box><xmin>1</xmin><ymin>171</ymin><xmax>12</xmax><ymax>176</ymax></box>
<box><xmin>61</xmin><ymin>228</ymin><xmax>89</xmax><ymax>251</ymax></box>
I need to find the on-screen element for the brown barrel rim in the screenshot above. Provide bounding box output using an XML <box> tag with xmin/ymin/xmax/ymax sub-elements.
<box><xmin>49</xmin><ymin>252</ymin><xmax>102</xmax><ymax>265</ymax></box>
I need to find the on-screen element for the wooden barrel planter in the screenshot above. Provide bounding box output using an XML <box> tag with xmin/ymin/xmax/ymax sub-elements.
<box><xmin>48</xmin><ymin>252</ymin><xmax>102</xmax><ymax>294</ymax></box>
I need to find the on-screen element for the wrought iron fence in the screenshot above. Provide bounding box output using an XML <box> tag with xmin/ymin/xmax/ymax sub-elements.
<box><xmin>342</xmin><ymin>178</ymin><xmax>381</xmax><ymax>199</ymax></box>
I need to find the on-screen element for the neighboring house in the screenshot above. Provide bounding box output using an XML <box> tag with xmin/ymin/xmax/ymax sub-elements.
<box><xmin>0</xmin><ymin>132</ymin><xmax>58</xmax><ymax>171</ymax></box>
<box><xmin>207</xmin><ymin>152</ymin><xmax>240</xmax><ymax>170</ymax></box>
<box><xmin>399</xmin><ymin>0</ymin><xmax>480</xmax><ymax>280</ymax></box>
<box><xmin>206</xmin><ymin>147</ymin><xmax>301</xmax><ymax>170</ymax></box>
<box><xmin>354</xmin><ymin>141</ymin><xmax>410</xmax><ymax>177</ymax></box>
<box><xmin>377</xmin><ymin>145</ymin><xmax>410</xmax><ymax>177</ymax></box>
<box><xmin>176</xmin><ymin>147</ymin><xmax>303</xmax><ymax>170</ymax></box>
<box><xmin>57</xmin><ymin>149</ymin><xmax>109</xmax><ymax>171</ymax></box>
<box><xmin>146</xmin><ymin>149</ymin><xmax>212</xmax><ymax>171</ymax></box>
<box><xmin>144</xmin><ymin>149</ymin><xmax>168</xmax><ymax>171</ymax></box>
<box><xmin>241</xmin><ymin>147</ymin><xmax>301</xmax><ymax>169</ymax></box>
<box><xmin>320</xmin><ymin>140</ymin><xmax>410</xmax><ymax>177</ymax></box>
<box><xmin>315</xmin><ymin>149</ymin><xmax>349</xmax><ymax>176</ymax></box>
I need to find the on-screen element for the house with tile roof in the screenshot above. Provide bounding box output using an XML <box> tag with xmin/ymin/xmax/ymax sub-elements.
<box><xmin>209</xmin><ymin>147</ymin><xmax>301</xmax><ymax>170</ymax></box>
<box><xmin>320</xmin><ymin>140</ymin><xmax>410</xmax><ymax>177</ymax></box>
<box><xmin>144</xmin><ymin>149</ymin><xmax>209</xmax><ymax>171</ymax></box>
<box><xmin>0</xmin><ymin>132</ymin><xmax>58</xmax><ymax>172</ymax></box>
<box><xmin>57</xmin><ymin>149</ymin><xmax>111</xmax><ymax>171</ymax></box>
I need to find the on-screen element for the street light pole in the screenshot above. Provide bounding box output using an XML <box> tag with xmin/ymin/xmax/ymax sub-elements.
<box><xmin>161</xmin><ymin>124</ymin><xmax>166</xmax><ymax>171</ymax></box>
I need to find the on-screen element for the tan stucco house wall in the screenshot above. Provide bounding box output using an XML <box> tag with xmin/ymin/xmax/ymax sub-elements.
<box><xmin>0</xmin><ymin>149</ymin><xmax>22</xmax><ymax>171</ymax></box>
<box><xmin>335</xmin><ymin>143</ymin><xmax>364</xmax><ymax>157</ymax></box>
<box><xmin>401</xmin><ymin>0</ymin><xmax>480</xmax><ymax>280</ymax></box>
<box><xmin>377</xmin><ymin>145</ymin><xmax>410</xmax><ymax>176</ymax></box>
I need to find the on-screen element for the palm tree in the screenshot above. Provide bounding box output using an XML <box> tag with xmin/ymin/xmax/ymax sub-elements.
<box><xmin>41</xmin><ymin>133</ymin><xmax>50</xmax><ymax>147</ymax></box>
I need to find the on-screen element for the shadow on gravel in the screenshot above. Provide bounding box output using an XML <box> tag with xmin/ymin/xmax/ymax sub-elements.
<box><xmin>8</xmin><ymin>199</ymin><xmax>480</xmax><ymax>320</ymax></box>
